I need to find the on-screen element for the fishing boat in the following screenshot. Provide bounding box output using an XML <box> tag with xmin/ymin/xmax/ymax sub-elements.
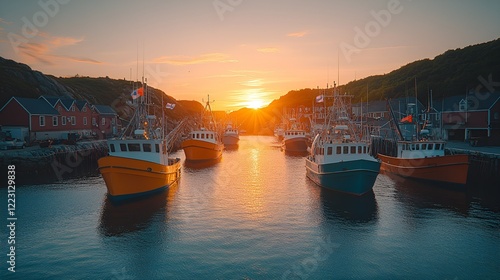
<box><xmin>98</xmin><ymin>84</ymin><xmax>181</xmax><ymax>200</ymax></box>
<box><xmin>306</xmin><ymin>86</ymin><xmax>380</xmax><ymax>195</ymax></box>
<box><xmin>378</xmin><ymin>99</ymin><xmax>469</xmax><ymax>186</ymax></box>
<box><xmin>182</xmin><ymin>96</ymin><xmax>224</xmax><ymax>161</ymax></box>
<box><xmin>282</xmin><ymin>119</ymin><xmax>309</xmax><ymax>153</ymax></box>
<box><xmin>222</xmin><ymin>122</ymin><xmax>239</xmax><ymax>146</ymax></box>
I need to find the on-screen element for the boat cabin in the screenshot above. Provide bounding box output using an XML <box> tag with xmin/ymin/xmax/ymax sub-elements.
<box><xmin>284</xmin><ymin>130</ymin><xmax>307</xmax><ymax>138</ymax></box>
<box><xmin>107</xmin><ymin>138</ymin><xmax>168</xmax><ymax>164</ymax></box>
<box><xmin>397</xmin><ymin>141</ymin><xmax>445</xmax><ymax>159</ymax></box>
<box><xmin>189</xmin><ymin>128</ymin><xmax>220</xmax><ymax>143</ymax></box>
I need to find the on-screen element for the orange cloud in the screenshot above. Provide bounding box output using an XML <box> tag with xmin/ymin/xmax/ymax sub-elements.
<box><xmin>257</xmin><ymin>47</ymin><xmax>279</xmax><ymax>53</ymax></box>
<box><xmin>153</xmin><ymin>53</ymin><xmax>237</xmax><ymax>65</ymax></box>
<box><xmin>16</xmin><ymin>33</ymin><xmax>102</xmax><ymax>65</ymax></box>
<box><xmin>287</xmin><ymin>31</ymin><xmax>307</xmax><ymax>37</ymax></box>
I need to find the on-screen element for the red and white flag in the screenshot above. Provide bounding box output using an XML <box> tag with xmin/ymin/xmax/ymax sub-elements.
<box><xmin>130</xmin><ymin>87</ymin><xmax>144</xmax><ymax>99</ymax></box>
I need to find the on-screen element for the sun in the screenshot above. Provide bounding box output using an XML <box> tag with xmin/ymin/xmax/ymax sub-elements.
<box><xmin>248</xmin><ymin>99</ymin><xmax>264</xmax><ymax>109</ymax></box>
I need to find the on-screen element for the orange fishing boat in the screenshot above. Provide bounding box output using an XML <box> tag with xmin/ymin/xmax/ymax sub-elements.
<box><xmin>98</xmin><ymin>84</ymin><xmax>181</xmax><ymax>200</ymax></box>
<box><xmin>182</xmin><ymin>95</ymin><xmax>223</xmax><ymax>161</ymax></box>
<box><xmin>378</xmin><ymin>141</ymin><xmax>469</xmax><ymax>185</ymax></box>
<box><xmin>378</xmin><ymin>95</ymin><xmax>469</xmax><ymax>186</ymax></box>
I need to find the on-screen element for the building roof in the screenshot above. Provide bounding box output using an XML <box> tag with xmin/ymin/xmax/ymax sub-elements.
<box><xmin>39</xmin><ymin>95</ymin><xmax>76</xmax><ymax>110</ymax></box>
<box><xmin>93</xmin><ymin>105</ymin><xmax>116</xmax><ymax>115</ymax></box>
<box><xmin>435</xmin><ymin>92</ymin><xmax>500</xmax><ymax>112</ymax></box>
<box><xmin>75</xmin><ymin>100</ymin><xmax>89</xmax><ymax>110</ymax></box>
<box><xmin>6</xmin><ymin>97</ymin><xmax>60</xmax><ymax>115</ymax></box>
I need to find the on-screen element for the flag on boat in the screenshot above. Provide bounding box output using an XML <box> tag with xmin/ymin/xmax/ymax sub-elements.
<box><xmin>166</xmin><ymin>103</ymin><xmax>176</xmax><ymax>110</ymax></box>
<box><xmin>400</xmin><ymin>115</ymin><xmax>413</xmax><ymax>123</ymax></box>
<box><xmin>130</xmin><ymin>87</ymin><xmax>144</xmax><ymax>99</ymax></box>
<box><xmin>315</xmin><ymin>94</ymin><xmax>324</xmax><ymax>103</ymax></box>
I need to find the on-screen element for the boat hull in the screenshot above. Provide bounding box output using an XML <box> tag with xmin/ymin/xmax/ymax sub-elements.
<box><xmin>98</xmin><ymin>156</ymin><xmax>181</xmax><ymax>200</ymax></box>
<box><xmin>182</xmin><ymin>139</ymin><xmax>223</xmax><ymax>161</ymax></box>
<box><xmin>282</xmin><ymin>137</ymin><xmax>309</xmax><ymax>153</ymax></box>
<box><xmin>378</xmin><ymin>153</ymin><xmax>469</xmax><ymax>185</ymax></box>
<box><xmin>223</xmin><ymin>135</ymin><xmax>239</xmax><ymax>146</ymax></box>
<box><xmin>306</xmin><ymin>159</ymin><xmax>380</xmax><ymax>196</ymax></box>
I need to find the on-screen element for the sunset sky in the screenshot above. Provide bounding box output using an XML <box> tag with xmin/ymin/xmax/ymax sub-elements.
<box><xmin>1</xmin><ymin>0</ymin><xmax>499</xmax><ymax>111</ymax></box>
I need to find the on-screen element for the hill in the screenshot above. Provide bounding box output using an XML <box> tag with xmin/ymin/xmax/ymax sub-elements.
<box><xmin>0</xmin><ymin>57</ymin><xmax>203</xmax><ymax>122</ymax></box>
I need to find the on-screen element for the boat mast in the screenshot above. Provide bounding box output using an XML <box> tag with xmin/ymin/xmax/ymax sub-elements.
<box><xmin>415</xmin><ymin>77</ymin><xmax>419</xmax><ymax>141</ymax></box>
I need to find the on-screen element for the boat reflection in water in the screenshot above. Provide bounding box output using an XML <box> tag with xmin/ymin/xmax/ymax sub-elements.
<box><xmin>98</xmin><ymin>181</ymin><xmax>178</xmax><ymax>237</ymax></box>
<box><xmin>183</xmin><ymin>157</ymin><xmax>222</xmax><ymax>170</ymax></box>
<box><xmin>385</xmin><ymin>173</ymin><xmax>470</xmax><ymax>215</ymax></box>
<box><xmin>319</xmin><ymin>188</ymin><xmax>378</xmax><ymax>223</ymax></box>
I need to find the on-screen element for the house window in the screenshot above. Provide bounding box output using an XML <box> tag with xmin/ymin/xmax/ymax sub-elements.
<box><xmin>459</xmin><ymin>99</ymin><xmax>467</xmax><ymax>111</ymax></box>
<box><xmin>71</xmin><ymin>105</ymin><xmax>75</xmax><ymax>112</ymax></box>
<box><xmin>92</xmin><ymin>117</ymin><xmax>97</xmax><ymax>126</ymax></box>
<box><xmin>112</xmin><ymin>118</ymin><xmax>115</xmax><ymax>125</ymax></box>
<box><xmin>62</xmin><ymin>116</ymin><xmax>66</xmax><ymax>125</ymax></box>
<box><xmin>82</xmin><ymin>107</ymin><xmax>87</xmax><ymax>112</ymax></box>
<box><xmin>52</xmin><ymin>116</ymin><xmax>58</xmax><ymax>126</ymax></box>
<box><xmin>39</xmin><ymin>116</ymin><xmax>45</xmax><ymax>126</ymax></box>
<box><xmin>101</xmin><ymin>118</ymin><xmax>106</xmax><ymax>126</ymax></box>
<box><xmin>83</xmin><ymin>117</ymin><xmax>87</xmax><ymax>126</ymax></box>
<box><xmin>71</xmin><ymin>116</ymin><xmax>76</xmax><ymax>125</ymax></box>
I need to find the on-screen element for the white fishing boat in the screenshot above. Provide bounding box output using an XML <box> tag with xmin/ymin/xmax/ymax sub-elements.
<box><xmin>306</xmin><ymin>86</ymin><xmax>380</xmax><ymax>195</ymax></box>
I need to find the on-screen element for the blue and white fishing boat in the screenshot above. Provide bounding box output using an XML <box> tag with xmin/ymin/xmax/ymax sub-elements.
<box><xmin>305</xmin><ymin>86</ymin><xmax>380</xmax><ymax>195</ymax></box>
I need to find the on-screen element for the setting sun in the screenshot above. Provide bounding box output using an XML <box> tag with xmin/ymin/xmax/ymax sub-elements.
<box><xmin>247</xmin><ymin>99</ymin><xmax>264</xmax><ymax>109</ymax></box>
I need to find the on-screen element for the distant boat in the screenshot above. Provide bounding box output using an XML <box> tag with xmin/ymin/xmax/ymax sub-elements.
<box><xmin>378</xmin><ymin>98</ymin><xmax>469</xmax><ymax>186</ymax></box>
<box><xmin>98</xmin><ymin>84</ymin><xmax>181</xmax><ymax>200</ymax></box>
<box><xmin>222</xmin><ymin>122</ymin><xmax>239</xmax><ymax>146</ymax></box>
<box><xmin>274</xmin><ymin>126</ymin><xmax>284</xmax><ymax>141</ymax></box>
<box><xmin>182</xmin><ymin>96</ymin><xmax>224</xmax><ymax>161</ymax></box>
<box><xmin>306</xmin><ymin>86</ymin><xmax>380</xmax><ymax>196</ymax></box>
<box><xmin>281</xmin><ymin>117</ymin><xmax>309</xmax><ymax>153</ymax></box>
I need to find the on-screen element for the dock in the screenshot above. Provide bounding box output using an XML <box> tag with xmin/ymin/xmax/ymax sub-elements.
<box><xmin>0</xmin><ymin>140</ymin><xmax>108</xmax><ymax>185</ymax></box>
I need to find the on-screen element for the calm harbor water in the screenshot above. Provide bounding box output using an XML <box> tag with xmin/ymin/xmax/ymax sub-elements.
<box><xmin>2</xmin><ymin>136</ymin><xmax>500</xmax><ymax>279</ymax></box>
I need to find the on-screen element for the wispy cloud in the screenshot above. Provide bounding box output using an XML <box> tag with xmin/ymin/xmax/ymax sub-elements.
<box><xmin>257</xmin><ymin>47</ymin><xmax>279</xmax><ymax>53</ymax></box>
<box><xmin>241</xmin><ymin>79</ymin><xmax>263</xmax><ymax>87</ymax></box>
<box><xmin>153</xmin><ymin>53</ymin><xmax>237</xmax><ymax>65</ymax></box>
<box><xmin>15</xmin><ymin>33</ymin><xmax>102</xmax><ymax>65</ymax></box>
<box><xmin>287</xmin><ymin>31</ymin><xmax>307</xmax><ymax>37</ymax></box>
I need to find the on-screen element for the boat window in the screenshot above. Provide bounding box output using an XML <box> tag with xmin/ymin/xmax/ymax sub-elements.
<box><xmin>120</xmin><ymin>143</ymin><xmax>127</xmax><ymax>152</ymax></box>
<box><xmin>143</xmin><ymin>143</ymin><xmax>152</xmax><ymax>152</ymax></box>
<box><xmin>363</xmin><ymin>146</ymin><xmax>367</xmax><ymax>153</ymax></box>
<box><xmin>358</xmin><ymin>146</ymin><xmax>362</xmax><ymax>153</ymax></box>
<box><xmin>435</xmin><ymin>143</ymin><xmax>440</xmax><ymax>150</ymax></box>
<box><xmin>327</xmin><ymin>147</ymin><xmax>332</xmax><ymax>155</ymax></box>
<box><xmin>155</xmin><ymin>144</ymin><xmax>160</xmax><ymax>153</ymax></box>
<box><xmin>210</xmin><ymin>134</ymin><xmax>214</xmax><ymax>139</ymax></box>
<box><xmin>128</xmin><ymin>143</ymin><xmax>141</xmax><ymax>152</ymax></box>
<box><xmin>109</xmin><ymin>144</ymin><xmax>115</xmax><ymax>153</ymax></box>
<box><xmin>196</xmin><ymin>133</ymin><xmax>200</xmax><ymax>139</ymax></box>
<box><xmin>343</xmin><ymin>146</ymin><xmax>348</xmax><ymax>154</ymax></box>
<box><xmin>422</xmin><ymin>144</ymin><xmax>427</xmax><ymax>150</ymax></box>
<box><xmin>441</xmin><ymin>144</ymin><xmax>445</xmax><ymax>150</ymax></box>
<box><xmin>351</xmin><ymin>146</ymin><xmax>356</xmax><ymax>154</ymax></box>
<box><xmin>201</xmin><ymin>133</ymin><xmax>205</xmax><ymax>139</ymax></box>
<box><xmin>428</xmin><ymin>144</ymin><xmax>434</xmax><ymax>150</ymax></box>
<box><xmin>336</xmin><ymin>146</ymin><xmax>341</xmax><ymax>154</ymax></box>
<box><xmin>416</xmin><ymin>144</ymin><xmax>420</xmax><ymax>150</ymax></box>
